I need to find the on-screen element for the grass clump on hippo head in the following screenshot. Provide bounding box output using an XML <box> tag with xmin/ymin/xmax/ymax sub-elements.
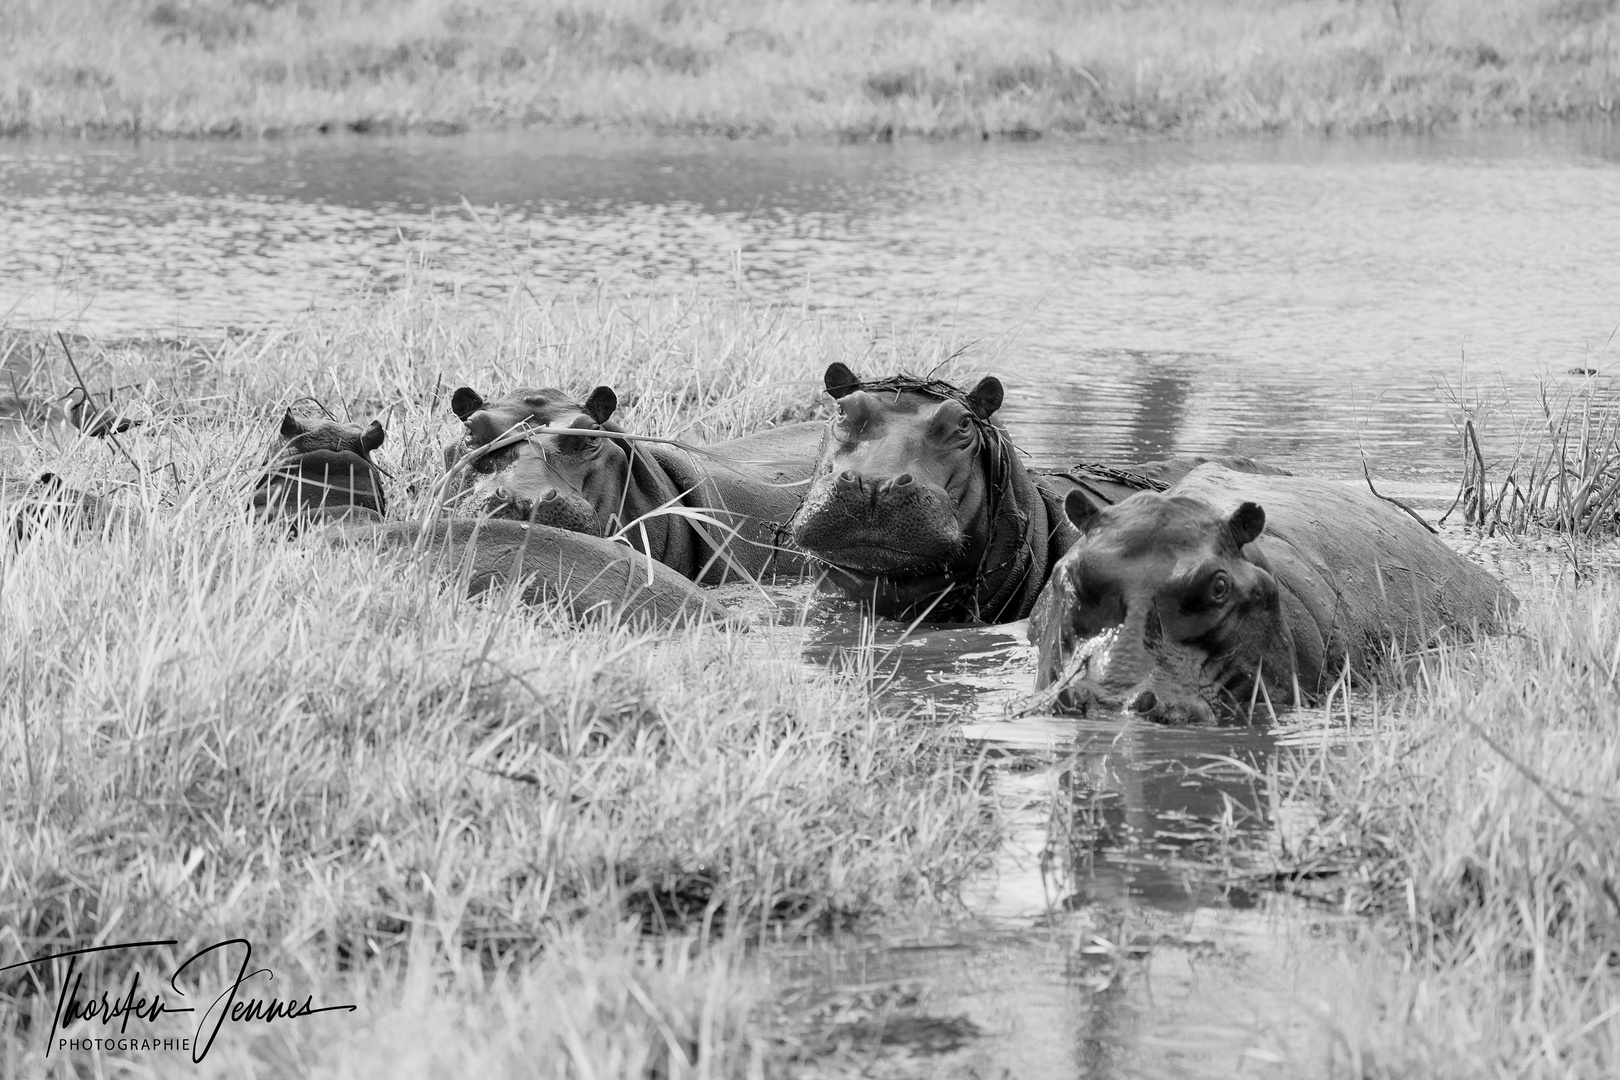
<box><xmin>789</xmin><ymin>361</ymin><xmax>1067</xmax><ymax>623</ymax></box>
<box><xmin>1028</xmin><ymin>463</ymin><xmax>1517</xmax><ymax>725</ymax></box>
<box><xmin>251</xmin><ymin>408</ymin><xmax>388</xmax><ymax>526</ymax></box>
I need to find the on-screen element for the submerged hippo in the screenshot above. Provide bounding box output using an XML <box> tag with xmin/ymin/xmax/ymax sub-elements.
<box><xmin>1029</xmin><ymin>463</ymin><xmax>1516</xmax><ymax>723</ymax></box>
<box><xmin>251</xmin><ymin>409</ymin><xmax>388</xmax><ymax>526</ymax></box>
<box><xmin>448</xmin><ymin>384</ymin><xmax>823</xmax><ymax>584</ymax></box>
<box><xmin>249</xmin><ymin>409</ymin><xmax>727</xmax><ymax>629</ymax></box>
<box><xmin>788</xmin><ymin>363</ymin><xmax>1284</xmax><ymax>623</ymax></box>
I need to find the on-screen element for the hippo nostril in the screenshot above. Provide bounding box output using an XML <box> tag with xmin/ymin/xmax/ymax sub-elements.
<box><xmin>538</xmin><ymin>489</ymin><xmax>560</xmax><ymax>504</ymax></box>
<box><xmin>893</xmin><ymin>473</ymin><xmax>915</xmax><ymax>489</ymax></box>
<box><xmin>1130</xmin><ymin>690</ymin><xmax>1158</xmax><ymax>715</ymax></box>
<box><xmin>837</xmin><ymin>469</ymin><xmax>861</xmax><ymax>490</ymax></box>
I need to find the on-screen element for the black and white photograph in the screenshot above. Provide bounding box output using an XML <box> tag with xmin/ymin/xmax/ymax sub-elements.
<box><xmin>2</xmin><ymin>0</ymin><xmax>1618</xmax><ymax>1075</ymax></box>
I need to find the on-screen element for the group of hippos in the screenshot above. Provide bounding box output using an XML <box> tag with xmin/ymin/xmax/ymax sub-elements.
<box><xmin>7</xmin><ymin>362</ymin><xmax>1516</xmax><ymax>725</ymax></box>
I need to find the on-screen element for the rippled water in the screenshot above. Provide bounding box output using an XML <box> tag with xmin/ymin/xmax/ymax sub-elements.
<box><xmin>4</xmin><ymin>125</ymin><xmax>1620</xmax><ymax>487</ymax></box>
<box><xmin>5</xmin><ymin>125</ymin><xmax>1611</xmax><ymax>1076</ymax></box>
<box><xmin>780</xmin><ymin>601</ymin><xmax>1377</xmax><ymax>1077</ymax></box>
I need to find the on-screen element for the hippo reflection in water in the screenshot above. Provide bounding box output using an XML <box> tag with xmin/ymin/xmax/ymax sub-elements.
<box><xmin>448</xmin><ymin>384</ymin><xmax>823</xmax><ymax>584</ymax></box>
<box><xmin>1029</xmin><ymin>464</ymin><xmax>1517</xmax><ymax>724</ymax></box>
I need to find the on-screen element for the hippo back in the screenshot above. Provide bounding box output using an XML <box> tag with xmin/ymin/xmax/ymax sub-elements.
<box><xmin>1176</xmin><ymin>464</ymin><xmax>1514</xmax><ymax>687</ymax></box>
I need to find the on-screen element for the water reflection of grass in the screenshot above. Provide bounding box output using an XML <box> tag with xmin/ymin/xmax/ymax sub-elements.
<box><xmin>5</xmin><ymin>0</ymin><xmax>1619</xmax><ymax>140</ymax></box>
<box><xmin>1276</xmin><ymin>576</ymin><xmax>1620</xmax><ymax>1075</ymax></box>
<box><xmin>0</xmin><ymin>289</ymin><xmax>998</xmax><ymax>1074</ymax></box>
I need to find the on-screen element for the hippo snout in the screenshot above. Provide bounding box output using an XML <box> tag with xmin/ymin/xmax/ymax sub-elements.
<box><xmin>1041</xmin><ymin>621</ymin><xmax>1218</xmax><ymax>724</ymax></box>
<box><xmin>484</xmin><ymin>486</ymin><xmax>598</xmax><ymax>533</ymax></box>
<box><xmin>791</xmin><ymin>472</ymin><xmax>963</xmax><ymax>571</ymax></box>
<box><xmin>834</xmin><ymin>469</ymin><xmax>916</xmax><ymax>504</ymax></box>
<box><xmin>1125</xmin><ymin>689</ymin><xmax>1158</xmax><ymax>716</ymax></box>
<box><xmin>1059</xmin><ymin>677</ymin><xmax>1213</xmax><ymax>725</ymax></box>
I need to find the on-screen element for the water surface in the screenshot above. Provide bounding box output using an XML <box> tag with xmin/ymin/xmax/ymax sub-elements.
<box><xmin>4</xmin><ymin>124</ymin><xmax>1620</xmax><ymax>487</ymax></box>
<box><xmin>4</xmin><ymin>124</ymin><xmax>1610</xmax><ymax>1077</ymax></box>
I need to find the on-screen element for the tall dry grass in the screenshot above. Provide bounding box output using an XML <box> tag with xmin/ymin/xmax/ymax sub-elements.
<box><xmin>2</xmin><ymin>0</ymin><xmax>1617</xmax><ymax>140</ymax></box>
<box><xmin>1274</xmin><ymin>574</ymin><xmax>1620</xmax><ymax>1077</ymax></box>
<box><xmin>1446</xmin><ymin>372</ymin><xmax>1620</xmax><ymax>539</ymax></box>
<box><xmin>0</xmin><ymin>286</ymin><xmax>997</xmax><ymax>1077</ymax></box>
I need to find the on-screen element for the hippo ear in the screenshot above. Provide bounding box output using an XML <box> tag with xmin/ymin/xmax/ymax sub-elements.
<box><xmin>965</xmin><ymin>376</ymin><xmax>1004</xmax><ymax>420</ymax></box>
<box><xmin>360</xmin><ymin>419</ymin><xmax>386</xmax><ymax>453</ymax></box>
<box><xmin>1063</xmin><ymin>488</ymin><xmax>1105</xmax><ymax>532</ymax></box>
<box><xmin>1228</xmin><ymin>501</ymin><xmax>1266</xmax><ymax>547</ymax></box>
<box><xmin>824</xmin><ymin>362</ymin><xmax>861</xmax><ymax>400</ymax></box>
<box><xmin>558</xmin><ymin>415</ymin><xmax>599</xmax><ymax>453</ymax></box>
<box><xmin>450</xmin><ymin>386</ymin><xmax>484</xmax><ymax>422</ymax></box>
<box><xmin>583</xmin><ymin>385</ymin><xmax>618</xmax><ymax>425</ymax></box>
<box><xmin>280</xmin><ymin>410</ymin><xmax>306</xmax><ymax>439</ymax></box>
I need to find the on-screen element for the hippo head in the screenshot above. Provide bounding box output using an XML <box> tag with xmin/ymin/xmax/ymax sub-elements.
<box><xmin>1029</xmin><ymin>487</ymin><xmax>1297</xmax><ymax>724</ymax></box>
<box><xmin>450</xmin><ymin>385</ymin><xmax>628</xmax><ymax>534</ymax></box>
<box><xmin>273</xmin><ymin>409</ymin><xmax>385</xmax><ymax>461</ymax></box>
<box><xmin>789</xmin><ymin>362</ymin><xmax>1013</xmax><ymax>619</ymax></box>
<box><xmin>254</xmin><ymin>410</ymin><xmax>388</xmax><ymax>523</ymax></box>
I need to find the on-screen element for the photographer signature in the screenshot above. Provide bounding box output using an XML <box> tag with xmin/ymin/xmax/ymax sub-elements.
<box><xmin>1</xmin><ymin>938</ymin><xmax>357</xmax><ymax>1062</ymax></box>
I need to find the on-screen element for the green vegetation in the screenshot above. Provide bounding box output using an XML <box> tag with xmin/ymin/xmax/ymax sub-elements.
<box><xmin>0</xmin><ymin>288</ymin><xmax>996</xmax><ymax>1075</ymax></box>
<box><xmin>2</xmin><ymin>0</ymin><xmax>1618</xmax><ymax>141</ymax></box>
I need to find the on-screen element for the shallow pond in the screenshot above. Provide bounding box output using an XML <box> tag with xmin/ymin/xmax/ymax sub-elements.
<box><xmin>3</xmin><ymin>123</ymin><xmax>1613</xmax><ymax>1075</ymax></box>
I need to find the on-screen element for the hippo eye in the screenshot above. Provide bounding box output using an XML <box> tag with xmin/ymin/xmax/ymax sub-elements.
<box><xmin>559</xmin><ymin>434</ymin><xmax>600</xmax><ymax>458</ymax></box>
<box><xmin>1208</xmin><ymin>571</ymin><xmax>1231</xmax><ymax>604</ymax></box>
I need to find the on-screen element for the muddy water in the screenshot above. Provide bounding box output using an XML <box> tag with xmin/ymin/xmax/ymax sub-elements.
<box><xmin>780</xmin><ymin>537</ymin><xmax>1557</xmax><ymax>1077</ymax></box>
<box><xmin>4</xmin><ymin>125</ymin><xmax>1612</xmax><ymax>1074</ymax></box>
<box><xmin>785</xmin><ymin>604</ymin><xmax>1355</xmax><ymax>1076</ymax></box>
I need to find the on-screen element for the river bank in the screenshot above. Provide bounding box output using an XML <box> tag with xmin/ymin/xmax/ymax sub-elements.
<box><xmin>2</xmin><ymin>288</ymin><xmax>1616</xmax><ymax>1074</ymax></box>
<box><xmin>4</xmin><ymin>0</ymin><xmax>1619</xmax><ymax>142</ymax></box>
<box><xmin>0</xmin><ymin>291</ymin><xmax>1000</xmax><ymax>1075</ymax></box>
<box><xmin>1276</xmin><ymin>567</ymin><xmax>1620</xmax><ymax>1077</ymax></box>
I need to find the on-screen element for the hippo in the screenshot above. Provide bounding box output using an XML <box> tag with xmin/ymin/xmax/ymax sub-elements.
<box><xmin>447</xmin><ymin>384</ymin><xmax>824</xmax><ymax>585</ymax></box>
<box><xmin>788</xmin><ymin>363</ymin><xmax>1286</xmax><ymax>623</ymax></box>
<box><xmin>251</xmin><ymin>409</ymin><xmax>388</xmax><ymax>527</ymax></box>
<box><xmin>249</xmin><ymin>409</ymin><xmax>727</xmax><ymax>629</ymax></box>
<box><xmin>1028</xmin><ymin>463</ymin><xmax>1517</xmax><ymax>723</ymax></box>
<box><xmin>336</xmin><ymin>519</ymin><xmax>733</xmax><ymax>630</ymax></box>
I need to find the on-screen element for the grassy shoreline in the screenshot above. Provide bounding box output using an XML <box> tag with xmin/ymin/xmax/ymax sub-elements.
<box><xmin>0</xmin><ymin>290</ymin><xmax>998</xmax><ymax>1076</ymax></box>
<box><xmin>5</xmin><ymin>285</ymin><xmax>1620</xmax><ymax>1073</ymax></box>
<box><xmin>3</xmin><ymin>0</ymin><xmax>1619</xmax><ymax>142</ymax></box>
<box><xmin>1275</xmin><ymin>572</ymin><xmax>1620</xmax><ymax>1076</ymax></box>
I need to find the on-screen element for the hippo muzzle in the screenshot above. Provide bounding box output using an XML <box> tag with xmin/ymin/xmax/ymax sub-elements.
<box><xmin>478</xmin><ymin>480</ymin><xmax>601</xmax><ymax>533</ymax></box>
<box><xmin>791</xmin><ymin>468</ymin><xmax>965</xmax><ymax>575</ymax></box>
<box><xmin>1046</xmin><ymin>623</ymin><xmax>1222</xmax><ymax>725</ymax></box>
